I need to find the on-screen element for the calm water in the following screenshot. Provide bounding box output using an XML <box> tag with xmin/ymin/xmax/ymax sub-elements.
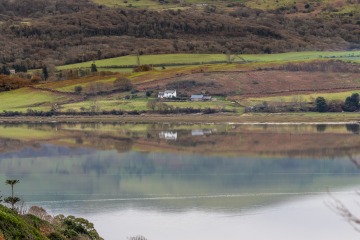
<box><xmin>1</xmin><ymin>123</ymin><xmax>360</xmax><ymax>239</ymax></box>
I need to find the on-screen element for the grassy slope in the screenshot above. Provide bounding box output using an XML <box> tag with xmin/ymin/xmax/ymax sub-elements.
<box><xmin>58</xmin><ymin>54</ymin><xmax>232</xmax><ymax>70</ymax></box>
<box><xmin>37</xmin><ymin>75</ymin><xmax>120</xmax><ymax>92</ymax></box>
<box><xmin>0</xmin><ymin>88</ymin><xmax>71</xmax><ymax>112</ymax></box>
<box><xmin>62</xmin><ymin>97</ymin><xmax>241</xmax><ymax>112</ymax></box>
<box><xmin>0</xmin><ymin>205</ymin><xmax>103</xmax><ymax>240</ymax></box>
<box><xmin>57</xmin><ymin>51</ymin><xmax>360</xmax><ymax>71</ymax></box>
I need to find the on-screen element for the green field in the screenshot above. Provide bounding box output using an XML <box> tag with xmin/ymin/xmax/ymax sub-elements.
<box><xmin>0</xmin><ymin>88</ymin><xmax>69</xmax><ymax>112</ymax></box>
<box><xmin>62</xmin><ymin>97</ymin><xmax>243</xmax><ymax>112</ymax></box>
<box><xmin>57</xmin><ymin>54</ymin><xmax>232</xmax><ymax>70</ymax></box>
<box><xmin>58</xmin><ymin>51</ymin><xmax>360</xmax><ymax>72</ymax></box>
<box><xmin>38</xmin><ymin>76</ymin><xmax>118</xmax><ymax>92</ymax></box>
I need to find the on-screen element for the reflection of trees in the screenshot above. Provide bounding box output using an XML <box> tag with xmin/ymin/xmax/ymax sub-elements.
<box><xmin>346</xmin><ymin>124</ymin><xmax>360</xmax><ymax>135</ymax></box>
<box><xmin>0</xmin><ymin>138</ymin><xmax>41</xmax><ymax>154</ymax></box>
<box><xmin>316</xmin><ymin>124</ymin><xmax>327</xmax><ymax>132</ymax></box>
<box><xmin>114</xmin><ymin>138</ymin><xmax>133</xmax><ymax>153</ymax></box>
<box><xmin>347</xmin><ymin>153</ymin><xmax>360</xmax><ymax>169</ymax></box>
<box><xmin>87</xmin><ymin>135</ymin><xmax>133</xmax><ymax>153</ymax></box>
<box><xmin>123</xmin><ymin>158</ymin><xmax>156</xmax><ymax>179</ymax></box>
<box><xmin>81</xmin><ymin>156</ymin><xmax>110</xmax><ymax>176</ymax></box>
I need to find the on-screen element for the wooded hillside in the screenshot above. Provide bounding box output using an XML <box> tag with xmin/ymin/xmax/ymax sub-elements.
<box><xmin>0</xmin><ymin>0</ymin><xmax>359</xmax><ymax>69</ymax></box>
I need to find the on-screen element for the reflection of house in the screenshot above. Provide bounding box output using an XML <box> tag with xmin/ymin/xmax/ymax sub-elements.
<box><xmin>190</xmin><ymin>95</ymin><xmax>212</xmax><ymax>101</ymax></box>
<box><xmin>159</xmin><ymin>131</ymin><xmax>178</xmax><ymax>140</ymax></box>
<box><xmin>158</xmin><ymin>90</ymin><xmax>177</xmax><ymax>99</ymax></box>
<box><xmin>191</xmin><ymin>129</ymin><xmax>212</xmax><ymax>136</ymax></box>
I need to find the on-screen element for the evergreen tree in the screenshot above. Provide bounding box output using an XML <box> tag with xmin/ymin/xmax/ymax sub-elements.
<box><xmin>42</xmin><ymin>65</ymin><xmax>49</xmax><ymax>80</ymax></box>
<box><xmin>343</xmin><ymin>93</ymin><xmax>359</xmax><ymax>112</ymax></box>
<box><xmin>315</xmin><ymin>96</ymin><xmax>328</xmax><ymax>112</ymax></box>
<box><xmin>91</xmin><ymin>62</ymin><xmax>97</xmax><ymax>72</ymax></box>
<box><xmin>1</xmin><ymin>65</ymin><xmax>10</xmax><ymax>75</ymax></box>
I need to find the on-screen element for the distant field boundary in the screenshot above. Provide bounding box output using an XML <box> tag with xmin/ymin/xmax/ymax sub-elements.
<box><xmin>61</xmin><ymin>60</ymin><xmax>242</xmax><ymax>70</ymax></box>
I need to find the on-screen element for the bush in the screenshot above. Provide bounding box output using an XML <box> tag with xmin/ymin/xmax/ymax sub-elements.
<box><xmin>114</xmin><ymin>77</ymin><xmax>133</xmax><ymax>91</ymax></box>
<box><xmin>343</xmin><ymin>93</ymin><xmax>359</xmax><ymax>112</ymax></box>
<box><xmin>315</xmin><ymin>96</ymin><xmax>328</xmax><ymax>112</ymax></box>
<box><xmin>327</xmin><ymin>100</ymin><xmax>343</xmax><ymax>112</ymax></box>
<box><xmin>146</xmin><ymin>90</ymin><xmax>153</xmax><ymax>97</ymax></box>
<box><xmin>74</xmin><ymin>86</ymin><xmax>83</xmax><ymax>94</ymax></box>
<box><xmin>133</xmin><ymin>65</ymin><xmax>152</xmax><ymax>72</ymax></box>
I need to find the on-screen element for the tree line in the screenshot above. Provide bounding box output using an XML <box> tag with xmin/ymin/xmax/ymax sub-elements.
<box><xmin>315</xmin><ymin>93</ymin><xmax>360</xmax><ymax>112</ymax></box>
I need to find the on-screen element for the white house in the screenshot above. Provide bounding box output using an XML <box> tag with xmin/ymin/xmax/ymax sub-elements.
<box><xmin>158</xmin><ymin>90</ymin><xmax>176</xmax><ymax>99</ymax></box>
<box><xmin>159</xmin><ymin>131</ymin><xmax>178</xmax><ymax>140</ymax></box>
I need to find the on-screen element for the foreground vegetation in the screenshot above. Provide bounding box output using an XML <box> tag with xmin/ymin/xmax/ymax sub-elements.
<box><xmin>0</xmin><ymin>180</ymin><xmax>103</xmax><ymax>240</ymax></box>
<box><xmin>0</xmin><ymin>204</ymin><xmax>103</xmax><ymax>240</ymax></box>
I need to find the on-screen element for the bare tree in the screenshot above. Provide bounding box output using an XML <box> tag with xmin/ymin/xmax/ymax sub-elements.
<box><xmin>128</xmin><ymin>235</ymin><xmax>148</xmax><ymax>240</ymax></box>
<box><xmin>327</xmin><ymin>192</ymin><xmax>360</xmax><ymax>232</ymax></box>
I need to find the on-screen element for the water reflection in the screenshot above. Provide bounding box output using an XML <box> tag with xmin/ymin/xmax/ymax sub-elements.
<box><xmin>0</xmin><ymin>123</ymin><xmax>360</xmax><ymax>239</ymax></box>
<box><xmin>159</xmin><ymin>131</ymin><xmax>177</xmax><ymax>140</ymax></box>
<box><xmin>1</xmin><ymin>123</ymin><xmax>360</xmax><ymax>158</ymax></box>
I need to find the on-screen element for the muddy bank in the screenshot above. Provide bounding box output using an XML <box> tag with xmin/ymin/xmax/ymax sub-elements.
<box><xmin>0</xmin><ymin>113</ymin><xmax>359</xmax><ymax>124</ymax></box>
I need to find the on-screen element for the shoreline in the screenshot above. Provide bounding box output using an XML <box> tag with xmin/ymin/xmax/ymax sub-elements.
<box><xmin>0</xmin><ymin>113</ymin><xmax>359</xmax><ymax>124</ymax></box>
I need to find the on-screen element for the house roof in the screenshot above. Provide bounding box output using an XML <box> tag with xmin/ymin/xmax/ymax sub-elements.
<box><xmin>164</xmin><ymin>90</ymin><xmax>176</xmax><ymax>94</ymax></box>
<box><xmin>191</xmin><ymin>95</ymin><xmax>204</xmax><ymax>99</ymax></box>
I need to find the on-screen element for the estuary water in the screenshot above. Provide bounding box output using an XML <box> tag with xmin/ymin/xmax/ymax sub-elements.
<box><xmin>1</xmin><ymin>123</ymin><xmax>360</xmax><ymax>239</ymax></box>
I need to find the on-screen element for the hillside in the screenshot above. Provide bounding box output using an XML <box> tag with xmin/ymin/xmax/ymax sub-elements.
<box><xmin>0</xmin><ymin>0</ymin><xmax>359</xmax><ymax>69</ymax></box>
<box><xmin>0</xmin><ymin>205</ymin><xmax>103</xmax><ymax>239</ymax></box>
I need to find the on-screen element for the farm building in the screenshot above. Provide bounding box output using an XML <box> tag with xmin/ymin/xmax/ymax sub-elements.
<box><xmin>158</xmin><ymin>90</ymin><xmax>177</xmax><ymax>99</ymax></box>
<box><xmin>190</xmin><ymin>95</ymin><xmax>212</xmax><ymax>101</ymax></box>
<box><xmin>191</xmin><ymin>95</ymin><xmax>204</xmax><ymax>101</ymax></box>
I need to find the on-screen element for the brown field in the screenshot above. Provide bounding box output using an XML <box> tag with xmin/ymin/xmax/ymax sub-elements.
<box><xmin>136</xmin><ymin>70</ymin><xmax>360</xmax><ymax>97</ymax></box>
